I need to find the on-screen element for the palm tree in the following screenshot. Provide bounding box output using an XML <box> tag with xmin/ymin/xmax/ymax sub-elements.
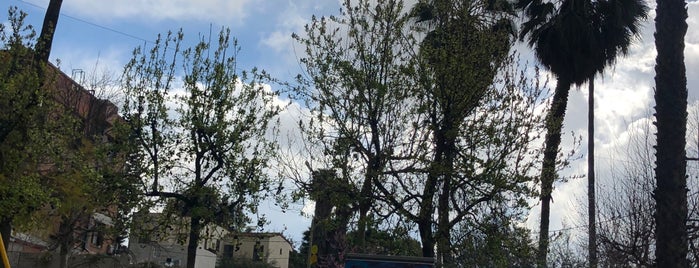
<box><xmin>35</xmin><ymin>0</ymin><xmax>64</xmax><ymax>62</ymax></box>
<box><xmin>653</xmin><ymin>0</ymin><xmax>690</xmax><ymax>265</ymax></box>
<box><xmin>587</xmin><ymin>2</ymin><xmax>647</xmax><ymax>266</ymax></box>
<box><xmin>516</xmin><ymin>0</ymin><xmax>646</xmax><ymax>266</ymax></box>
<box><xmin>517</xmin><ymin>1</ymin><xmax>602</xmax><ymax>265</ymax></box>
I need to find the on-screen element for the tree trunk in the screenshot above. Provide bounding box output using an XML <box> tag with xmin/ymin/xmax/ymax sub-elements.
<box><xmin>186</xmin><ymin>216</ymin><xmax>202</xmax><ymax>268</ymax></box>
<box><xmin>311</xmin><ymin>190</ymin><xmax>332</xmax><ymax>263</ymax></box>
<box><xmin>588</xmin><ymin>77</ymin><xmax>597</xmax><ymax>268</ymax></box>
<box><xmin>436</xmin><ymin>169</ymin><xmax>452</xmax><ymax>266</ymax></box>
<box><xmin>417</xmin><ymin>212</ymin><xmax>435</xmax><ymax>258</ymax></box>
<box><xmin>653</xmin><ymin>0</ymin><xmax>689</xmax><ymax>266</ymax></box>
<box><xmin>59</xmin><ymin>239</ymin><xmax>69</xmax><ymax>268</ymax></box>
<box><xmin>536</xmin><ymin>78</ymin><xmax>572</xmax><ymax>268</ymax></box>
<box><xmin>418</xmin><ymin>166</ymin><xmax>438</xmax><ymax>258</ymax></box>
<box><xmin>35</xmin><ymin>0</ymin><xmax>64</xmax><ymax>63</ymax></box>
<box><xmin>356</xmin><ymin>174</ymin><xmax>373</xmax><ymax>253</ymax></box>
<box><xmin>357</xmin><ymin>117</ymin><xmax>384</xmax><ymax>253</ymax></box>
<box><xmin>418</xmin><ymin>131</ymin><xmax>447</xmax><ymax>259</ymax></box>
<box><xmin>436</xmin><ymin>133</ymin><xmax>456</xmax><ymax>266</ymax></box>
<box><xmin>58</xmin><ymin>218</ymin><xmax>73</xmax><ymax>268</ymax></box>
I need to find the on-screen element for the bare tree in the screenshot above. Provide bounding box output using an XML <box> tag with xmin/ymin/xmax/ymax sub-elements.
<box><xmin>596</xmin><ymin>117</ymin><xmax>656</xmax><ymax>267</ymax></box>
<box><xmin>594</xmin><ymin>103</ymin><xmax>699</xmax><ymax>266</ymax></box>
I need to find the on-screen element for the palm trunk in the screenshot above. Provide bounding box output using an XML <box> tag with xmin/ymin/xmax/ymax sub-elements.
<box><xmin>186</xmin><ymin>216</ymin><xmax>202</xmax><ymax>268</ymax></box>
<box><xmin>588</xmin><ymin>77</ymin><xmax>597</xmax><ymax>268</ymax></box>
<box><xmin>36</xmin><ymin>0</ymin><xmax>64</xmax><ymax>63</ymax></box>
<box><xmin>653</xmin><ymin>0</ymin><xmax>689</xmax><ymax>266</ymax></box>
<box><xmin>537</xmin><ymin>78</ymin><xmax>571</xmax><ymax>268</ymax></box>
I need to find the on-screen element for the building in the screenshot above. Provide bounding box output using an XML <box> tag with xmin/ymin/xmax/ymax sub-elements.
<box><xmin>9</xmin><ymin>211</ymin><xmax>117</xmax><ymax>252</ymax></box>
<box><xmin>129</xmin><ymin>213</ymin><xmax>294</xmax><ymax>268</ymax></box>
<box><xmin>221</xmin><ymin>232</ymin><xmax>294</xmax><ymax>268</ymax></box>
<box><xmin>2</xmin><ymin>52</ymin><xmax>124</xmax><ymax>266</ymax></box>
<box><xmin>128</xmin><ymin>213</ymin><xmax>228</xmax><ymax>268</ymax></box>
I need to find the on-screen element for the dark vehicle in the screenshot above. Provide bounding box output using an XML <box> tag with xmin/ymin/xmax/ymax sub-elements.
<box><xmin>345</xmin><ymin>254</ymin><xmax>434</xmax><ymax>268</ymax></box>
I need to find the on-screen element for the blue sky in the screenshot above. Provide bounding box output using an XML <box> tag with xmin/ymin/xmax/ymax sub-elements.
<box><xmin>3</xmin><ymin>0</ymin><xmax>341</xmax><ymax>82</ymax></box>
<box><xmin>3</xmin><ymin>0</ymin><xmax>699</xmax><ymax>252</ymax></box>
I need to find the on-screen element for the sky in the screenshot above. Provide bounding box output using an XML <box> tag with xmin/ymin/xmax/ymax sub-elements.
<box><xmin>2</xmin><ymin>0</ymin><xmax>698</xmax><ymax>251</ymax></box>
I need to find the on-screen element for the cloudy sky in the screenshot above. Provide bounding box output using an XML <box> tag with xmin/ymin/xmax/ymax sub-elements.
<box><xmin>2</xmin><ymin>0</ymin><xmax>697</xmax><ymax>250</ymax></box>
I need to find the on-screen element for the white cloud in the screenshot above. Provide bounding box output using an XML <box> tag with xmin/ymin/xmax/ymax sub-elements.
<box><xmin>258</xmin><ymin>1</ymin><xmax>341</xmax><ymax>77</ymax></box>
<box><xmin>687</xmin><ymin>3</ymin><xmax>699</xmax><ymax>44</ymax></box>
<box><xmin>260</xmin><ymin>6</ymin><xmax>306</xmax><ymax>53</ymax></box>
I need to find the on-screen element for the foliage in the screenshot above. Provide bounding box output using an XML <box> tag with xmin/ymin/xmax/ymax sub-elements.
<box><xmin>293</xmin><ymin>226</ymin><xmax>422</xmax><ymax>268</ymax></box>
<box><xmin>121</xmin><ymin>28</ymin><xmax>280</xmax><ymax>268</ymax></box>
<box><xmin>451</xmin><ymin>201</ymin><xmax>537</xmax><ymax>267</ymax></box>
<box><xmin>290</xmin><ymin>230</ymin><xmax>311</xmax><ymax>268</ymax></box>
<box><xmin>42</xmin><ymin>90</ymin><xmax>139</xmax><ymax>268</ymax></box>
<box><xmin>1</xmin><ymin>9</ymin><xmax>137</xmax><ymax>268</ymax></box>
<box><xmin>0</xmin><ymin>7</ymin><xmax>53</xmax><ymax>233</ymax></box>
<box><xmin>1</xmin><ymin>7</ymin><xmax>140</xmax><ymax>268</ymax></box>
<box><xmin>293</xmin><ymin>0</ymin><xmax>545</xmax><ymax>263</ymax></box>
<box><xmin>407</xmin><ymin>0</ymin><xmax>522</xmax><ymax>261</ymax></box>
<box><xmin>517</xmin><ymin>0</ymin><xmax>647</xmax><ymax>86</ymax></box>
<box><xmin>292</xmin><ymin>0</ymin><xmax>422</xmax><ymax>254</ymax></box>
<box><xmin>547</xmin><ymin>229</ymin><xmax>587</xmax><ymax>268</ymax></box>
<box><xmin>129</xmin><ymin>262</ymin><xmax>163</xmax><ymax>268</ymax></box>
<box><xmin>345</xmin><ymin>226</ymin><xmax>422</xmax><ymax>257</ymax></box>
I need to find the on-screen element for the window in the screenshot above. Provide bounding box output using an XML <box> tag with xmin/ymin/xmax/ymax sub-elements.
<box><xmin>223</xmin><ymin>245</ymin><xmax>234</xmax><ymax>258</ymax></box>
<box><xmin>90</xmin><ymin>232</ymin><xmax>103</xmax><ymax>248</ymax></box>
<box><xmin>138</xmin><ymin>232</ymin><xmax>151</xmax><ymax>244</ymax></box>
<box><xmin>253</xmin><ymin>242</ymin><xmax>263</xmax><ymax>261</ymax></box>
<box><xmin>164</xmin><ymin>258</ymin><xmax>179</xmax><ymax>267</ymax></box>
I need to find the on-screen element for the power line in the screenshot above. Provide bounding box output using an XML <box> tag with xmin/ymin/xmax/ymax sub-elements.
<box><xmin>15</xmin><ymin>0</ymin><xmax>153</xmax><ymax>44</ymax></box>
<box><xmin>541</xmin><ymin>190</ymin><xmax>699</xmax><ymax>235</ymax></box>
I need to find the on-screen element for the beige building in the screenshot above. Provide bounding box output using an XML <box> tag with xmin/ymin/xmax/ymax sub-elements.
<box><xmin>128</xmin><ymin>213</ymin><xmax>228</xmax><ymax>268</ymax></box>
<box><xmin>220</xmin><ymin>232</ymin><xmax>293</xmax><ymax>268</ymax></box>
<box><xmin>129</xmin><ymin>213</ymin><xmax>293</xmax><ymax>268</ymax></box>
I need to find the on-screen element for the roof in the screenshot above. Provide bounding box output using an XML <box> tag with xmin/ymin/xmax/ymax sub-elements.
<box><xmin>227</xmin><ymin>232</ymin><xmax>294</xmax><ymax>247</ymax></box>
<box><xmin>11</xmin><ymin>232</ymin><xmax>49</xmax><ymax>249</ymax></box>
<box><xmin>1</xmin><ymin>49</ymin><xmax>122</xmax><ymax>138</ymax></box>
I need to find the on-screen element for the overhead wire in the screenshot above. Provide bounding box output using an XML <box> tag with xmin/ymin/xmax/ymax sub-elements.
<box><xmin>14</xmin><ymin>0</ymin><xmax>154</xmax><ymax>44</ymax></box>
<box><xmin>539</xmin><ymin>189</ymin><xmax>699</xmax><ymax>236</ymax></box>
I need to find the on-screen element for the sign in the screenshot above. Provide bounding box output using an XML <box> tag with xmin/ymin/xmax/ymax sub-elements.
<box><xmin>310</xmin><ymin>245</ymin><xmax>319</xmax><ymax>264</ymax></box>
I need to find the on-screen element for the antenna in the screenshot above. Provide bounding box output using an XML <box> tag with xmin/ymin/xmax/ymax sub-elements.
<box><xmin>71</xmin><ymin>69</ymin><xmax>85</xmax><ymax>85</ymax></box>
